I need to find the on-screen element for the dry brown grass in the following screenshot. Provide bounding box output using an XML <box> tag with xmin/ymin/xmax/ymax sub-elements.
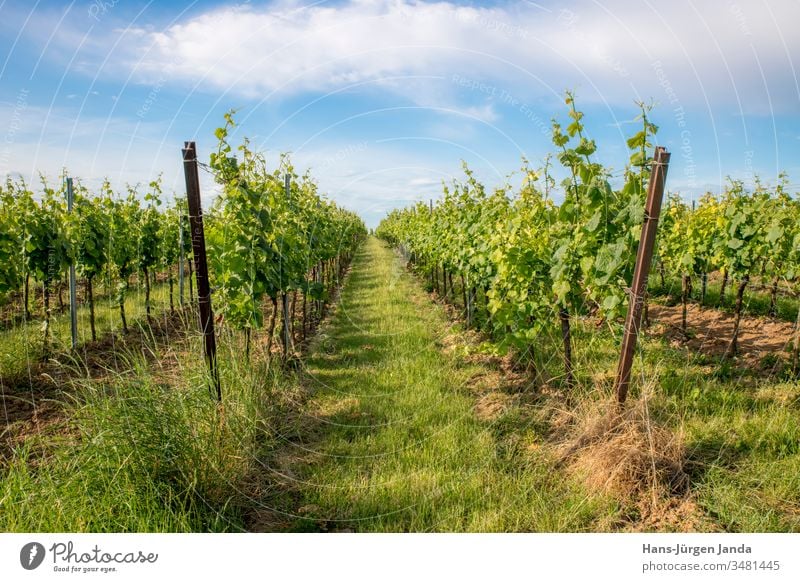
<box><xmin>553</xmin><ymin>388</ymin><xmax>690</xmax><ymax>524</ymax></box>
<box><xmin>474</xmin><ymin>391</ymin><xmax>517</xmax><ymax>421</ymax></box>
<box><xmin>419</xmin><ymin>267</ymin><xmax>715</xmax><ymax>530</ymax></box>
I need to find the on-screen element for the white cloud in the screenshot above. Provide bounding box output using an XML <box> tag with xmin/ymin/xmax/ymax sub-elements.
<box><xmin>408</xmin><ymin>177</ymin><xmax>440</xmax><ymax>187</ymax></box>
<box><xmin>103</xmin><ymin>0</ymin><xmax>800</xmax><ymax>114</ymax></box>
<box><xmin>6</xmin><ymin>0</ymin><xmax>799</xmax><ymax>225</ymax></box>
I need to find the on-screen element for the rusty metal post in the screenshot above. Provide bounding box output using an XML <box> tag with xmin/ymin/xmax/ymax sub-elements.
<box><xmin>66</xmin><ymin>177</ymin><xmax>78</xmax><ymax>350</ymax></box>
<box><xmin>429</xmin><ymin>199</ymin><xmax>435</xmax><ymax>289</ymax></box>
<box><xmin>614</xmin><ymin>146</ymin><xmax>670</xmax><ymax>404</ymax></box>
<box><xmin>182</xmin><ymin>141</ymin><xmax>221</xmax><ymax>402</ymax></box>
<box><xmin>178</xmin><ymin>214</ymin><xmax>185</xmax><ymax>307</ymax></box>
<box><xmin>281</xmin><ymin>173</ymin><xmax>293</xmax><ymax>361</ymax></box>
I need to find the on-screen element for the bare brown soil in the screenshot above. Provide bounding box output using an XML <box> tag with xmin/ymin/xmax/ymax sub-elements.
<box><xmin>0</xmin><ymin>376</ymin><xmax>67</xmax><ymax>463</ymax></box>
<box><xmin>649</xmin><ymin>303</ymin><xmax>795</xmax><ymax>369</ymax></box>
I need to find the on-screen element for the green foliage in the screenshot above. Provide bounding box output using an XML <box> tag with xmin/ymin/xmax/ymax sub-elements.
<box><xmin>108</xmin><ymin>182</ymin><xmax>142</xmax><ymax>305</ymax></box>
<box><xmin>658</xmin><ymin>173</ymin><xmax>800</xmax><ymax>288</ymax></box>
<box><xmin>206</xmin><ymin>111</ymin><xmax>366</xmax><ymax>331</ymax></box>
<box><xmin>72</xmin><ymin>181</ymin><xmax>110</xmax><ymax>281</ymax></box>
<box><xmin>377</xmin><ymin>95</ymin><xmax>662</xmax><ymax>353</ymax></box>
<box><xmin>0</xmin><ymin>112</ymin><xmax>365</xmax><ymax>353</ymax></box>
<box><xmin>138</xmin><ymin>177</ymin><xmax>163</xmax><ymax>275</ymax></box>
<box><xmin>160</xmin><ymin>200</ymin><xmax>182</xmax><ymax>273</ymax></box>
<box><xmin>379</xmin><ymin>93</ymin><xmax>799</xmax><ymax>366</ymax></box>
<box><xmin>22</xmin><ymin>177</ymin><xmax>70</xmax><ymax>286</ymax></box>
<box><xmin>718</xmin><ymin>178</ymin><xmax>767</xmax><ymax>279</ymax></box>
<box><xmin>0</xmin><ymin>181</ymin><xmax>22</xmax><ymax>293</ymax></box>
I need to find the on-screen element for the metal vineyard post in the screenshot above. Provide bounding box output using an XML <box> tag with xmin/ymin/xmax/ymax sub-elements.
<box><xmin>614</xmin><ymin>146</ymin><xmax>671</xmax><ymax>404</ymax></box>
<box><xmin>182</xmin><ymin>141</ymin><xmax>221</xmax><ymax>402</ymax></box>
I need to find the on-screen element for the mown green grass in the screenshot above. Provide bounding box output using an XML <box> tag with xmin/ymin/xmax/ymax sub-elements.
<box><xmin>400</xmin><ymin>242</ymin><xmax>800</xmax><ymax>531</ymax></box>
<box><xmin>672</xmin><ymin>375</ymin><xmax>800</xmax><ymax>531</ymax></box>
<box><xmin>3</xmin><ymin>237</ymin><xmax>798</xmax><ymax>532</ymax></box>
<box><xmin>272</xmin><ymin>237</ymin><xmax>619</xmax><ymax>532</ymax></box>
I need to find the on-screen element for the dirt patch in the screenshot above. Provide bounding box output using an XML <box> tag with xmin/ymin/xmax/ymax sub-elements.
<box><xmin>649</xmin><ymin>304</ymin><xmax>795</xmax><ymax>368</ymax></box>
<box><xmin>242</xmin><ymin>507</ymin><xmax>297</xmax><ymax>532</ymax></box>
<box><xmin>474</xmin><ymin>392</ymin><xmax>518</xmax><ymax>421</ymax></box>
<box><xmin>632</xmin><ymin>495</ymin><xmax>720</xmax><ymax>532</ymax></box>
<box><xmin>754</xmin><ymin>383</ymin><xmax>800</xmax><ymax>407</ymax></box>
<box><xmin>311</xmin><ymin>396</ymin><xmax>361</xmax><ymax>419</ymax></box>
<box><xmin>0</xmin><ymin>376</ymin><xmax>67</xmax><ymax>462</ymax></box>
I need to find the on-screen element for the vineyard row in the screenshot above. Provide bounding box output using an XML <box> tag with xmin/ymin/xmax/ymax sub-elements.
<box><xmin>0</xmin><ymin>112</ymin><xmax>367</xmax><ymax>383</ymax></box>
<box><xmin>377</xmin><ymin>94</ymin><xmax>800</xmax><ymax>389</ymax></box>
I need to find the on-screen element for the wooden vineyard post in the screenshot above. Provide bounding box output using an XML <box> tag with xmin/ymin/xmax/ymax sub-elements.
<box><xmin>182</xmin><ymin>141</ymin><xmax>221</xmax><ymax>402</ymax></box>
<box><xmin>614</xmin><ymin>146</ymin><xmax>671</xmax><ymax>404</ymax></box>
<box><xmin>66</xmin><ymin>177</ymin><xmax>78</xmax><ymax>350</ymax></box>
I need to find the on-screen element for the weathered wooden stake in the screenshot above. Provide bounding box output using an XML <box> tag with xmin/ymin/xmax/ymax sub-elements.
<box><xmin>614</xmin><ymin>147</ymin><xmax>671</xmax><ymax>404</ymax></box>
<box><xmin>182</xmin><ymin>141</ymin><xmax>221</xmax><ymax>402</ymax></box>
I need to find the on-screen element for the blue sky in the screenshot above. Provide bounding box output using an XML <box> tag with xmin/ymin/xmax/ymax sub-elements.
<box><xmin>1</xmin><ymin>0</ymin><xmax>798</xmax><ymax>227</ymax></box>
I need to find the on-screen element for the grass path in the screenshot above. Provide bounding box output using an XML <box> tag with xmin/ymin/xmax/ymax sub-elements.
<box><xmin>263</xmin><ymin>237</ymin><xmax>615</xmax><ymax>532</ymax></box>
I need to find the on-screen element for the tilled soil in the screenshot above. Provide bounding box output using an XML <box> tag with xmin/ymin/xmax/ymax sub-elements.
<box><xmin>649</xmin><ymin>303</ymin><xmax>796</xmax><ymax>370</ymax></box>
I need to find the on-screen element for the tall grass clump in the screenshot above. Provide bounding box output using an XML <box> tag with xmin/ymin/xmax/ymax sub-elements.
<box><xmin>0</xmin><ymin>326</ymin><xmax>291</xmax><ymax>532</ymax></box>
